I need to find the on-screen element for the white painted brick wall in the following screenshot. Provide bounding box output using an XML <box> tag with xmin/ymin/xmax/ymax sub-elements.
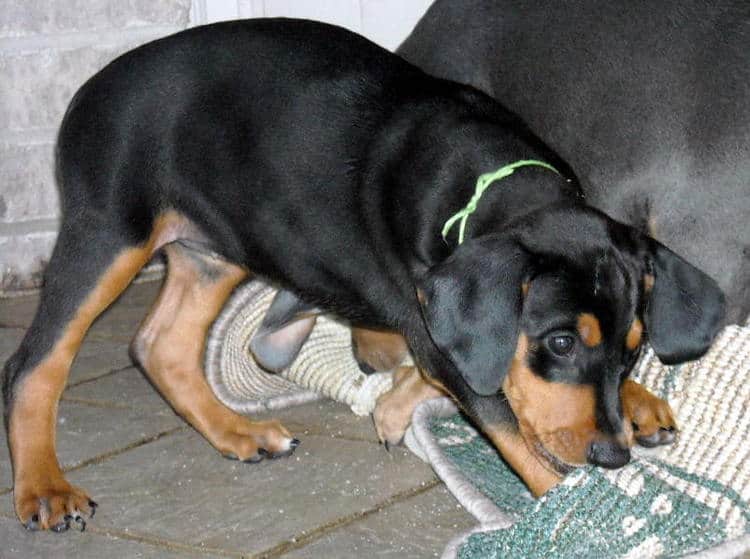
<box><xmin>0</xmin><ymin>0</ymin><xmax>432</xmax><ymax>294</ymax></box>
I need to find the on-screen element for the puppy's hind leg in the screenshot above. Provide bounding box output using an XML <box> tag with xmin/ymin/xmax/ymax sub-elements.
<box><xmin>2</xmin><ymin>218</ymin><xmax>156</xmax><ymax>531</ymax></box>
<box><xmin>131</xmin><ymin>242</ymin><xmax>299</xmax><ymax>463</ymax></box>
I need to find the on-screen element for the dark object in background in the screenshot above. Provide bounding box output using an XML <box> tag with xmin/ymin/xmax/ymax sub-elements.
<box><xmin>399</xmin><ymin>0</ymin><xmax>750</xmax><ymax>324</ymax></box>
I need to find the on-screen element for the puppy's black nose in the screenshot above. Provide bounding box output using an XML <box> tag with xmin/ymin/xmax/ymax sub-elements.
<box><xmin>587</xmin><ymin>440</ymin><xmax>630</xmax><ymax>469</ymax></box>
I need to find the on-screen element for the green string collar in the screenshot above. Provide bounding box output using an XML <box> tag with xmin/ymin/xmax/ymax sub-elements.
<box><xmin>442</xmin><ymin>159</ymin><xmax>560</xmax><ymax>244</ymax></box>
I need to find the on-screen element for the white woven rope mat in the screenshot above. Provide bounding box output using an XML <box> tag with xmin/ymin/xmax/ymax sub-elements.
<box><xmin>205</xmin><ymin>280</ymin><xmax>394</xmax><ymax>417</ymax></box>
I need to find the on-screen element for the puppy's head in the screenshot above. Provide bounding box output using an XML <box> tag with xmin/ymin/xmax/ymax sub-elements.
<box><xmin>417</xmin><ymin>205</ymin><xmax>725</xmax><ymax>473</ymax></box>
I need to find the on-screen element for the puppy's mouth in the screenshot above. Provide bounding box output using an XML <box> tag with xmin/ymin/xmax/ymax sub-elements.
<box><xmin>532</xmin><ymin>440</ymin><xmax>578</xmax><ymax>476</ymax></box>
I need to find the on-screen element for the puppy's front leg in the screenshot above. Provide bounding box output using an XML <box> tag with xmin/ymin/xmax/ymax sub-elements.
<box><xmin>373</xmin><ymin>366</ymin><xmax>444</xmax><ymax>447</ymax></box>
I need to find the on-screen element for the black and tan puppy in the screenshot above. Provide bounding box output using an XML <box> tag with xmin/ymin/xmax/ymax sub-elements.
<box><xmin>2</xmin><ymin>19</ymin><xmax>724</xmax><ymax>532</ymax></box>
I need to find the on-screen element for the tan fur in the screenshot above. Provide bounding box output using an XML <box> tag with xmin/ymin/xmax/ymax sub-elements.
<box><xmin>132</xmin><ymin>243</ymin><xmax>293</xmax><ymax>460</ymax></box>
<box><xmin>482</xmin><ymin>425</ymin><xmax>562</xmax><ymax>497</ymax></box>
<box><xmin>621</xmin><ymin>379</ymin><xmax>677</xmax><ymax>440</ymax></box>
<box><xmin>626</xmin><ymin>318</ymin><xmax>644</xmax><ymax>351</ymax></box>
<box><xmin>373</xmin><ymin>366</ymin><xmax>445</xmax><ymax>445</ymax></box>
<box><xmin>10</xmin><ymin>244</ymin><xmax>155</xmax><ymax>528</ymax></box>
<box><xmin>577</xmin><ymin>312</ymin><xmax>603</xmax><ymax>347</ymax></box>
<box><xmin>351</xmin><ymin>327</ymin><xmax>409</xmax><ymax>372</ymax></box>
<box><xmin>502</xmin><ymin>334</ymin><xmax>599</xmax><ymax>467</ymax></box>
<box><xmin>644</xmin><ymin>273</ymin><xmax>655</xmax><ymax>293</ymax></box>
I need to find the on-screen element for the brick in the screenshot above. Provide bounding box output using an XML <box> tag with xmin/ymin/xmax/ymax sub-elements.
<box><xmin>0</xmin><ymin>231</ymin><xmax>56</xmax><ymax>292</ymax></box>
<box><xmin>0</xmin><ymin>42</ymin><xmax>151</xmax><ymax>133</ymax></box>
<box><xmin>0</xmin><ymin>143</ymin><xmax>59</xmax><ymax>223</ymax></box>
<box><xmin>0</xmin><ymin>0</ymin><xmax>191</xmax><ymax>38</ymax></box>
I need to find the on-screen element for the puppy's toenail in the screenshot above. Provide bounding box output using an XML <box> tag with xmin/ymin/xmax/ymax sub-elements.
<box><xmin>51</xmin><ymin>520</ymin><xmax>70</xmax><ymax>533</ymax></box>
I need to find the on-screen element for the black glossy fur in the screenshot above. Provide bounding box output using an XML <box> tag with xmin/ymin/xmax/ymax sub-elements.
<box><xmin>4</xmin><ymin>19</ymin><xmax>725</xmax><ymax>485</ymax></box>
<box><xmin>399</xmin><ymin>0</ymin><xmax>750</xmax><ymax>324</ymax></box>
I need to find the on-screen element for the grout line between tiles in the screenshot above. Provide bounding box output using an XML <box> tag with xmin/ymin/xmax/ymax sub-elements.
<box><xmin>0</xmin><ymin>510</ymin><xmax>246</xmax><ymax>558</ymax></box>
<box><xmin>65</xmin><ymin>364</ymin><xmax>134</xmax><ymax>390</ymax></box>
<box><xmin>59</xmin><ymin>396</ymin><xmax>132</xmax><ymax>409</ymax></box>
<box><xmin>86</xmin><ymin>525</ymin><xmax>249</xmax><ymax>558</ymax></box>
<box><xmin>0</xmin><ymin>426</ymin><xmax>187</xmax><ymax>497</ymax></box>
<box><xmin>252</xmin><ymin>478</ymin><xmax>441</xmax><ymax>558</ymax></box>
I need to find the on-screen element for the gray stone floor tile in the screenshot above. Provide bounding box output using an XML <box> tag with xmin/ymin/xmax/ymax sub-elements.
<box><xmin>0</xmin><ymin>326</ymin><xmax>132</xmax><ymax>386</ymax></box>
<box><xmin>0</xmin><ymin>280</ymin><xmax>475</xmax><ymax>558</ymax></box>
<box><xmin>86</xmin><ymin>280</ymin><xmax>161</xmax><ymax>343</ymax></box>
<box><xmin>0</xmin><ymin>515</ymin><xmax>224</xmax><ymax>558</ymax></box>
<box><xmin>261</xmin><ymin>400</ymin><xmax>381</xmax><ymax>444</ymax></box>
<box><xmin>68</xmin><ymin>339</ymin><xmax>135</xmax><ymax>385</ymax></box>
<box><xmin>65</xmin><ymin>370</ymin><xmax>384</xmax><ymax>446</ymax></box>
<box><xmin>0</xmin><ymin>327</ymin><xmax>24</xmax><ymax>362</ymax></box>
<box><xmin>0</xmin><ymin>392</ymin><xmax>183</xmax><ymax>493</ymax></box>
<box><xmin>0</xmin><ymin>280</ymin><xmax>161</xmax><ymax>340</ymax></box>
<box><xmin>25</xmin><ymin>429</ymin><xmax>436</xmax><ymax>556</ymax></box>
<box><xmin>284</xmin><ymin>484</ymin><xmax>475</xmax><ymax>559</ymax></box>
<box><xmin>0</xmin><ymin>295</ymin><xmax>38</xmax><ymax>329</ymax></box>
<box><xmin>64</xmin><ymin>366</ymin><xmax>171</xmax><ymax>413</ymax></box>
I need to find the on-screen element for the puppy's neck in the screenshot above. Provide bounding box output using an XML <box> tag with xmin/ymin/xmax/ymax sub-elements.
<box><xmin>442</xmin><ymin>162</ymin><xmax>581</xmax><ymax>247</ymax></box>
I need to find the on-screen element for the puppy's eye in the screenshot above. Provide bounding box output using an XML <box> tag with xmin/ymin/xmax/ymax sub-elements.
<box><xmin>549</xmin><ymin>335</ymin><xmax>575</xmax><ymax>356</ymax></box>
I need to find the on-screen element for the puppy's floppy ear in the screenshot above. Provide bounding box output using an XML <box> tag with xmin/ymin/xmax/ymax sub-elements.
<box><xmin>644</xmin><ymin>240</ymin><xmax>726</xmax><ymax>364</ymax></box>
<box><xmin>417</xmin><ymin>237</ymin><xmax>529</xmax><ymax>395</ymax></box>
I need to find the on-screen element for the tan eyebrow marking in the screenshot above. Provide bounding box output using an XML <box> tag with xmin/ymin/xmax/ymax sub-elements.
<box><xmin>644</xmin><ymin>274</ymin><xmax>655</xmax><ymax>293</ymax></box>
<box><xmin>577</xmin><ymin>313</ymin><xmax>602</xmax><ymax>347</ymax></box>
<box><xmin>626</xmin><ymin>317</ymin><xmax>643</xmax><ymax>351</ymax></box>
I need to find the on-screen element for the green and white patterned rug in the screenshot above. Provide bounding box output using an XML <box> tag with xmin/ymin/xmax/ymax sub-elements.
<box><xmin>406</xmin><ymin>323</ymin><xmax>750</xmax><ymax>558</ymax></box>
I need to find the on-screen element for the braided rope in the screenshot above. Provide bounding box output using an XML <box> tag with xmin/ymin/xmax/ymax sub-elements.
<box><xmin>204</xmin><ymin>280</ymin><xmax>394</xmax><ymax>416</ymax></box>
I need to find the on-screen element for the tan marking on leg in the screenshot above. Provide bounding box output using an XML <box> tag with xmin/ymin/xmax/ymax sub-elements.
<box><xmin>621</xmin><ymin>379</ymin><xmax>677</xmax><ymax>447</ymax></box>
<box><xmin>373</xmin><ymin>366</ymin><xmax>444</xmax><ymax>446</ymax></box>
<box><xmin>351</xmin><ymin>327</ymin><xmax>408</xmax><ymax>372</ymax></box>
<box><xmin>133</xmin><ymin>245</ymin><xmax>294</xmax><ymax>460</ymax></box>
<box><xmin>577</xmin><ymin>313</ymin><xmax>602</xmax><ymax>347</ymax></box>
<box><xmin>502</xmin><ymin>334</ymin><xmax>598</xmax><ymax>466</ymax></box>
<box><xmin>626</xmin><ymin>318</ymin><xmax>643</xmax><ymax>351</ymax></box>
<box><xmin>482</xmin><ymin>425</ymin><xmax>561</xmax><ymax>497</ymax></box>
<box><xmin>10</xmin><ymin>245</ymin><xmax>153</xmax><ymax>529</ymax></box>
<box><xmin>9</xmin><ymin>211</ymin><xmax>201</xmax><ymax>529</ymax></box>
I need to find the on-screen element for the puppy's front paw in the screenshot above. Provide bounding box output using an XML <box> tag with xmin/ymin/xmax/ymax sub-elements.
<box><xmin>621</xmin><ymin>379</ymin><xmax>677</xmax><ymax>448</ymax></box>
<box><xmin>15</xmin><ymin>474</ymin><xmax>97</xmax><ymax>532</ymax></box>
<box><xmin>373</xmin><ymin>388</ymin><xmax>412</xmax><ymax>448</ymax></box>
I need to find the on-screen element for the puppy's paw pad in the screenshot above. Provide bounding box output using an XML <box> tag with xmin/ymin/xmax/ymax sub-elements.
<box><xmin>16</xmin><ymin>481</ymin><xmax>96</xmax><ymax>532</ymax></box>
<box><xmin>621</xmin><ymin>380</ymin><xmax>677</xmax><ymax>448</ymax></box>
